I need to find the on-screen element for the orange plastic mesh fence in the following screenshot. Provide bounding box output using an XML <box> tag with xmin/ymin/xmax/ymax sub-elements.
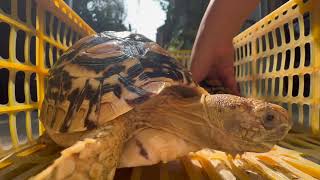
<box><xmin>0</xmin><ymin>0</ymin><xmax>95</xmax><ymax>156</ymax></box>
<box><xmin>233</xmin><ymin>0</ymin><xmax>320</xmax><ymax>134</ymax></box>
<box><xmin>170</xmin><ymin>50</ymin><xmax>193</xmax><ymax>69</ymax></box>
<box><xmin>0</xmin><ymin>0</ymin><xmax>320</xmax><ymax>179</ymax></box>
<box><xmin>170</xmin><ymin>1</ymin><xmax>320</xmax><ymax>136</ymax></box>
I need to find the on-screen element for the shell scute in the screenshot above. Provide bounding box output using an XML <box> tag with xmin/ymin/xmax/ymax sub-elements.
<box><xmin>41</xmin><ymin>31</ymin><xmax>196</xmax><ymax>133</ymax></box>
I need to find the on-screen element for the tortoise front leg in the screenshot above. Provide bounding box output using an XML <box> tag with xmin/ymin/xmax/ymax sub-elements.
<box><xmin>30</xmin><ymin>122</ymin><xmax>126</xmax><ymax>180</ymax></box>
<box><xmin>37</xmin><ymin>132</ymin><xmax>57</xmax><ymax>146</ymax></box>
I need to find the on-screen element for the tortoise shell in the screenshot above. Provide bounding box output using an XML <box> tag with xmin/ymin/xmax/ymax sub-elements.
<box><xmin>41</xmin><ymin>31</ymin><xmax>197</xmax><ymax>134</ymax></box>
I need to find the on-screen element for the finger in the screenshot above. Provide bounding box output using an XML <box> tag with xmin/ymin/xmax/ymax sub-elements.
<box><xmin>214</xmin><ymin>51</ymin><xmax>240</xmax><ymax>96</ymax></box>
<box><xmin>218</xmin><ymin>67</ymin><xmax>240</xmax><ymax>96</ymax></box>
<box><xmin>226</xmin><ymin>77</ymin><xmax>240</xmax><ymax>96</ymax></box>
<box><xmin>190</xmin><ymin>60</ymin><xmax>211</xmax><ymax>83</ymax></box>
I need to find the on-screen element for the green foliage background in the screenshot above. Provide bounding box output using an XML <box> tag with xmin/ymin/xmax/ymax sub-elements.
<box><xmin>71</xmin><ymin>0</ymin><xmax>209</xmax><ymax>49</ymax></box>
<box><xmin>156</xmin><ymin>0</ymin><xmax>209</xmax><ymax>50</ymax></box>
<box><xmin>72</xmin><ymin>0</ymin><xmax>128</xmax><ymax>32</ymax></box>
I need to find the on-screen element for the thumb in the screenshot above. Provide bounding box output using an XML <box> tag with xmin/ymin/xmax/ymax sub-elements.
<box><xmin>219</xmin><ymin>67</ymin><xmax>240</xmax><ymax>96</ymax></box>
<box><xmin>190</xmin><ymin>60</ymin><xmax>211</xmax><ymax>83</ymax></box>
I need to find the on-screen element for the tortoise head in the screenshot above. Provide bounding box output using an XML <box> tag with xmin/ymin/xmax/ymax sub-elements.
<box><xmin>203</xmin><ymin>94</ymin><xmax>292</xmax><ymax>154</ymax></box>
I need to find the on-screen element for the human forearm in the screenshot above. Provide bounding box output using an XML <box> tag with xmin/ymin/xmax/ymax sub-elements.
<box><xmin>191</xmin><ymin>0</ymin><xmax>260</xmax><ymax>82</ymax></box>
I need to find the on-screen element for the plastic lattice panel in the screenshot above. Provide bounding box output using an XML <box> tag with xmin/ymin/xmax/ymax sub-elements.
<box><xmin>0</xmin><ymin>0</ymin><xmax>320</xmax><ymax>179</ymax></box>
<box><xmin>233</xmin><ymin>0</ymin><xmax>320</xmax><ymax>134</ymax></box>
<box><xmin>0</xmin><ymin>132</ymin><xmax>319</xmax><ymax>179</ymax></box>
<box><xmin>0</xmin><ymin>0</ymin><xmax>95</xmax><ymax>156</ymax></box>
<box><xmin>170</xmin><ymin>50</ymin><xmax>192</xmax><ymax>70</ymax></box>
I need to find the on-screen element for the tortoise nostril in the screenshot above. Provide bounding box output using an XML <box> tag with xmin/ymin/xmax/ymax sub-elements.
<box><xmin>279</xmin><ymin>125</ymin><xmax>288</xmax><ymax>132</ymax></box>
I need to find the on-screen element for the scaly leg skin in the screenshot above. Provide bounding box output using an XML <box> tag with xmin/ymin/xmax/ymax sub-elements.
<box><xmin>30</xmin><ymin>123</ymin><xmax>126</xmax><ymax>180</ymax></box>
<box><xmin>37</xmin><ymin>132</ymin><xmax>57</xmax><ymax>146</ymax></box>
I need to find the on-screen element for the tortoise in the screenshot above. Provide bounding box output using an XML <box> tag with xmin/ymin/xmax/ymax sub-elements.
<box><xmin>32</xmin><ymin>31</ymin><xmax>291</xmax><ymax>180</ymax></box>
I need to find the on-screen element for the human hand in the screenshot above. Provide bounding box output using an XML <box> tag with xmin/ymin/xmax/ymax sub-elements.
<box><xmin>189</xmin><ymin>0</ymin><xmax>260</xmax><ymax>96</ymax></box>
<box><xmin>190</xmin><ymin>44</ymin><xmax>240</xmax><ymax>95</ymax></box>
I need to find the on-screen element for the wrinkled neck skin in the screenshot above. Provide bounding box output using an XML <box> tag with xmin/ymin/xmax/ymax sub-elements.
<box><xmin>131</xmin><ymin>94</ymin><xmax>235</xmax><ymax>152</ymax></box>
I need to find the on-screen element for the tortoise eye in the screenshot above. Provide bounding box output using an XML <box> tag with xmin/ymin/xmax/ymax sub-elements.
<box><xmin>263</xmin><ymin>113</ymin><xmax>276</xmax><ymax>130</ymax></box>
<box><xmin>266</xmin><ymin>114</ymin><xmax>274</xmax><ymax>121</ymax></box>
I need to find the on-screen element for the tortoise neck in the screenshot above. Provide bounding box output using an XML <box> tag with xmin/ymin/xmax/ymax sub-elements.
<box><xmin>127</xmin><ymin>94</ymin><xmax>222</xmax><ymax>148</ymax></box>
